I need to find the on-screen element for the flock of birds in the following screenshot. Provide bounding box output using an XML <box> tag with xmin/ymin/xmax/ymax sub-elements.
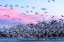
<box><xmin>0</xmin><ymin>0</ymin><xmax>64</xmax><ymax>24</ymax></box>
<box><xmin>0</xmin><ymin>4</ymin><xmax>48</xmax><ymax>14</ymax></box>
<box><xmin>0</xmin><ymin>0</ymin><xmax>55</xmax><ymax>13</ymax></box>
<box><xmin>1</xmin><ymin>0</ymin><xmax>64</xmax><ymax>39</ymax></box>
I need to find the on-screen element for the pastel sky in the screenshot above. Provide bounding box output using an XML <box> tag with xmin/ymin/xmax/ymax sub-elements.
<box><xmin>0</xmin><ymin>0</ymin><xmax>64</xmax><ymax>16</ymax></box>
<box><xmin>0</xmin><ymin>0</ymin><xmax>64</xmax><ymax>25</ymax></box>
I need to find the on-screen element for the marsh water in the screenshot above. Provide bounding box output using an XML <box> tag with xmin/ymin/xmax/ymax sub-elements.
<box><xmin>0</xmin><ymin>38</ymin><xmax>64</xmax><ymax>42</ymax></box>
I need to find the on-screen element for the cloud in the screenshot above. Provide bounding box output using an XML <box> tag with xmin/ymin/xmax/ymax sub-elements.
<box><xmin>0</xmin><ymin>6</ymin><xmax>63</xmax><ymax>25</ymax></box>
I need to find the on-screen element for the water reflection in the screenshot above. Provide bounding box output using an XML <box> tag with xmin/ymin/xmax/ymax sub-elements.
<box><xmin>0</xmin><ymin>38</ymin><xmax>64</xmax><ymax>42</ymax></box>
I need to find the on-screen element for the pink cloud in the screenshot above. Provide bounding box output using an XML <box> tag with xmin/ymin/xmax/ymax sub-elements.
<box><xmin>0</xmin><ymin>6</ymin><xmax>64</xmax><ymax>25</ymax></box>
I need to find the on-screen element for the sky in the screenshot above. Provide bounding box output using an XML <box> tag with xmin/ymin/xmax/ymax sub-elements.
<box><xmin>0</xmin><ymin>0</ymin><xmax>64</xmax><ymax>16</ymax></box>
<box><xmin>0</xmin><ymin>0</ymin><xmax>64</xmax><ymax>26</ymax></box>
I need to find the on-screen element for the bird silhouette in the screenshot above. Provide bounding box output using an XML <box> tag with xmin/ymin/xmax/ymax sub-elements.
<box><xmin>7</xmin><ymin>15</ymin><xmax>10</xmax><ymax>18</ymax></box>
<box><xmin>4</xmin><ymin>15</ymin><xmax>7</xmax><ymax>16</ymax></box>
<box><xmin>4</xmin><ymin>15</ymin><xmax>10</xmax><ymax>18</ymax></box>
<box><xmin>48</xmin><ymin>0</ymin><xmax>50</xmax><ymax>2</ymax></box>
<box><xmin>8</xmin><ymin>25</ymin><xmax>9</xmax><ymax>26</ymax></box>
<box><xmin>10</xmin><ymin>5</ymin><xmax>13</xmax><ymax>9</ymax></box>
<box><xmin>35</xmin><ymin>12</ymin><xmax>38</xmax><ymax>14</ymax></box>
<box><xmin>26</xmin><ymin>10</ymin><xmax>28</xmax><ymax>13</ymax></box>
<box><xmin>21</xmin><ymin>6</ymin><xmax>24</xmax><ymax>8</ymax></box>
<box><xmin>44</xmin><ymin>12</ymin><xmax>48</xmax><ymax>13</ymax></box>
<box><xmin>21</xmin><ymin>12</ymin><xmax>25</xmax><ymax>15</ymax></box>
<box><xmin>0</xmin><ymin>5</ymin><xmax>2</xmax><ymax>6</ymax></box>
<box><xmin>15</xmin><ymin>5</ymin><xmax>18</xmax><ymax>7</ymax></box>
<box><xmin>41</xmin><ymin>15</ymin><xmax>43</xmax><ymax>16</ymax></box>
<box><xmin>37</xmin><ymin>21</ymin><xmax>40</xmax><ymax>22</ymax></box>
<box><xmin>41</xmin><ymin>8</ymin><xmax>47</xmax><ymax>10</ymax></box>
<box><xmin>59</xmin><ymin>19</ymin><xmax>63</xmax><ymax>21</ymax></box>
<box><xmin>30</xmin><ymin>10</ymin><xmax>33</xmax><ymax>12</ymax></box>
<box><xmin>43</xmin><ymin>18</ymin><xmax>44</xmax><ymax>19</ymax></box>
<box><xmin>26</xmin><ymin>5</ymin><xmax>29</xmax><ymax>7</ymax></box>
<box><xmin>61</xmin><ymin>15</ymin><xmax>64</xmax><ymax>17</ymax></box>
<box><xmin>32</xmin><ymin>7</ymin><xmax>35</xmax><ymax>9</ymax></box>
<box><xmin>51</xmin><ymin>15</ymin><xmax>54</xmax><ymax>18</ymax></box>
<box><xmin>4</xmin><ymin>4</ymin><xmax>8</xmax><ymax>7</ymax></box>
<box><xmin>19</xmin><ymin>19</ymin><xmax>21</xmax><ymax>20</ymax></box>
<box><xmin>52</xmin><ymin>0</ymin><xmax>55</xmax><ymax>2</ymax></box>
<box><xmin>12</xmin><ymin>19</ymin><xmax>15</xmax><ymax>20</ymax></box>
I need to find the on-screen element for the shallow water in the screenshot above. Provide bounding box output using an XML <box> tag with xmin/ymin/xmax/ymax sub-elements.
<box><xmin>0</xmin><ymin>38</ymin><xmax>64</xmax><ymax>42</ymax></box>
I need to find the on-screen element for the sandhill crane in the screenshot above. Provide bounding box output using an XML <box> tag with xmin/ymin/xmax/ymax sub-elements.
<box><xmin>4</xmin><ymin>15</ymin><xmax>10</xmax><ymax>18</ymax></box>
<box><xmin>15</xmin><ymin>5</ymin><xmax>18</xmax><ymax>7</ymax></box>
<box><xmin>21</xmin><ymin>12</ymin><xmax>25</xmax><ymax>15</ymax></box>
<box><xmin>26</xmin><ymin>10</ymin><xmax>28</xmax><ymax>13</ymax></box>
<box><xmin>48</xmin><ymin>0</ymin><xmax>50</xmax><ymax>2</ymax></box>
<box><xmin>26</xmin><ymin>5</ymin><xmax>29</xmax><ymax>7</ymax></box>
<box><xmin>48</xmin><ymin>0</ymin><xmax>55</xmax><ymax>2</ymax></box>
<box><xmin>41</xmin><ymin>8</ymin><xmax>47</xmax><ymax>10</ymax></box>
<box><xmin>10</xmin><ymin>5</ymin><xmax>13</xmax><ymax>9</ymax></box>
<box><xmin>61</xmin><ymin>15</ymin><xmax>64</xmax><ymax>17</ymax></box>
<box><xmin>32</xmin><ymin>7</ymin><xmax>35</xmax><ymax>9</ymax></box>
<box><xmin>41</xmin><ymin>15</ymin><xmax>43</xmax><ymax>16</ymax></box>
<box><xmin>4</xmin><ymin>4</ymin><xmax>8</xmax><ymax>7</ymax></box>
<box><xmin>0</xmin><ymin>5</ymin><xmax>2</xmax><ymax>6</ymax></box>
<box><xmin>12</xmin><ymin>19</ymin><xmax>15</xmax><ymax>20</ymax></box>
<box><xmin>52</xmin><ymin>0</ymin><xmax>55</xmax><ymax>2</ymax></box>
<box><xmin>21</xmin><ymin>6</ymin><xmax>24</xmax><ymax>8</ymax></box>
<box><xmin>44</xmin><ymin>12</ymin><xmax>48</xmax><ymax>13</ymax></box>
<box><xmin>30</xmin><ymin>10</ymin><xmax>33</xmax><ymax>12</ymax></box>
<box><xmin>51</xmin><ymin>15</ymin><xmax>54</xmax><ymax>18</ymax></box>
<box><xmin>19</xmin><ymin>19</ymin><xmax>21</xmax><ymax>20</ymax></box>
<box><xmin>37</xmin><ymin>21</ymin><xmax>40</xmax><ymax>22</ymax></box>
<box><xmin>35</xmin><ymin>12</ymin><xmax>38</xmax><ymax>14</ymax></box>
